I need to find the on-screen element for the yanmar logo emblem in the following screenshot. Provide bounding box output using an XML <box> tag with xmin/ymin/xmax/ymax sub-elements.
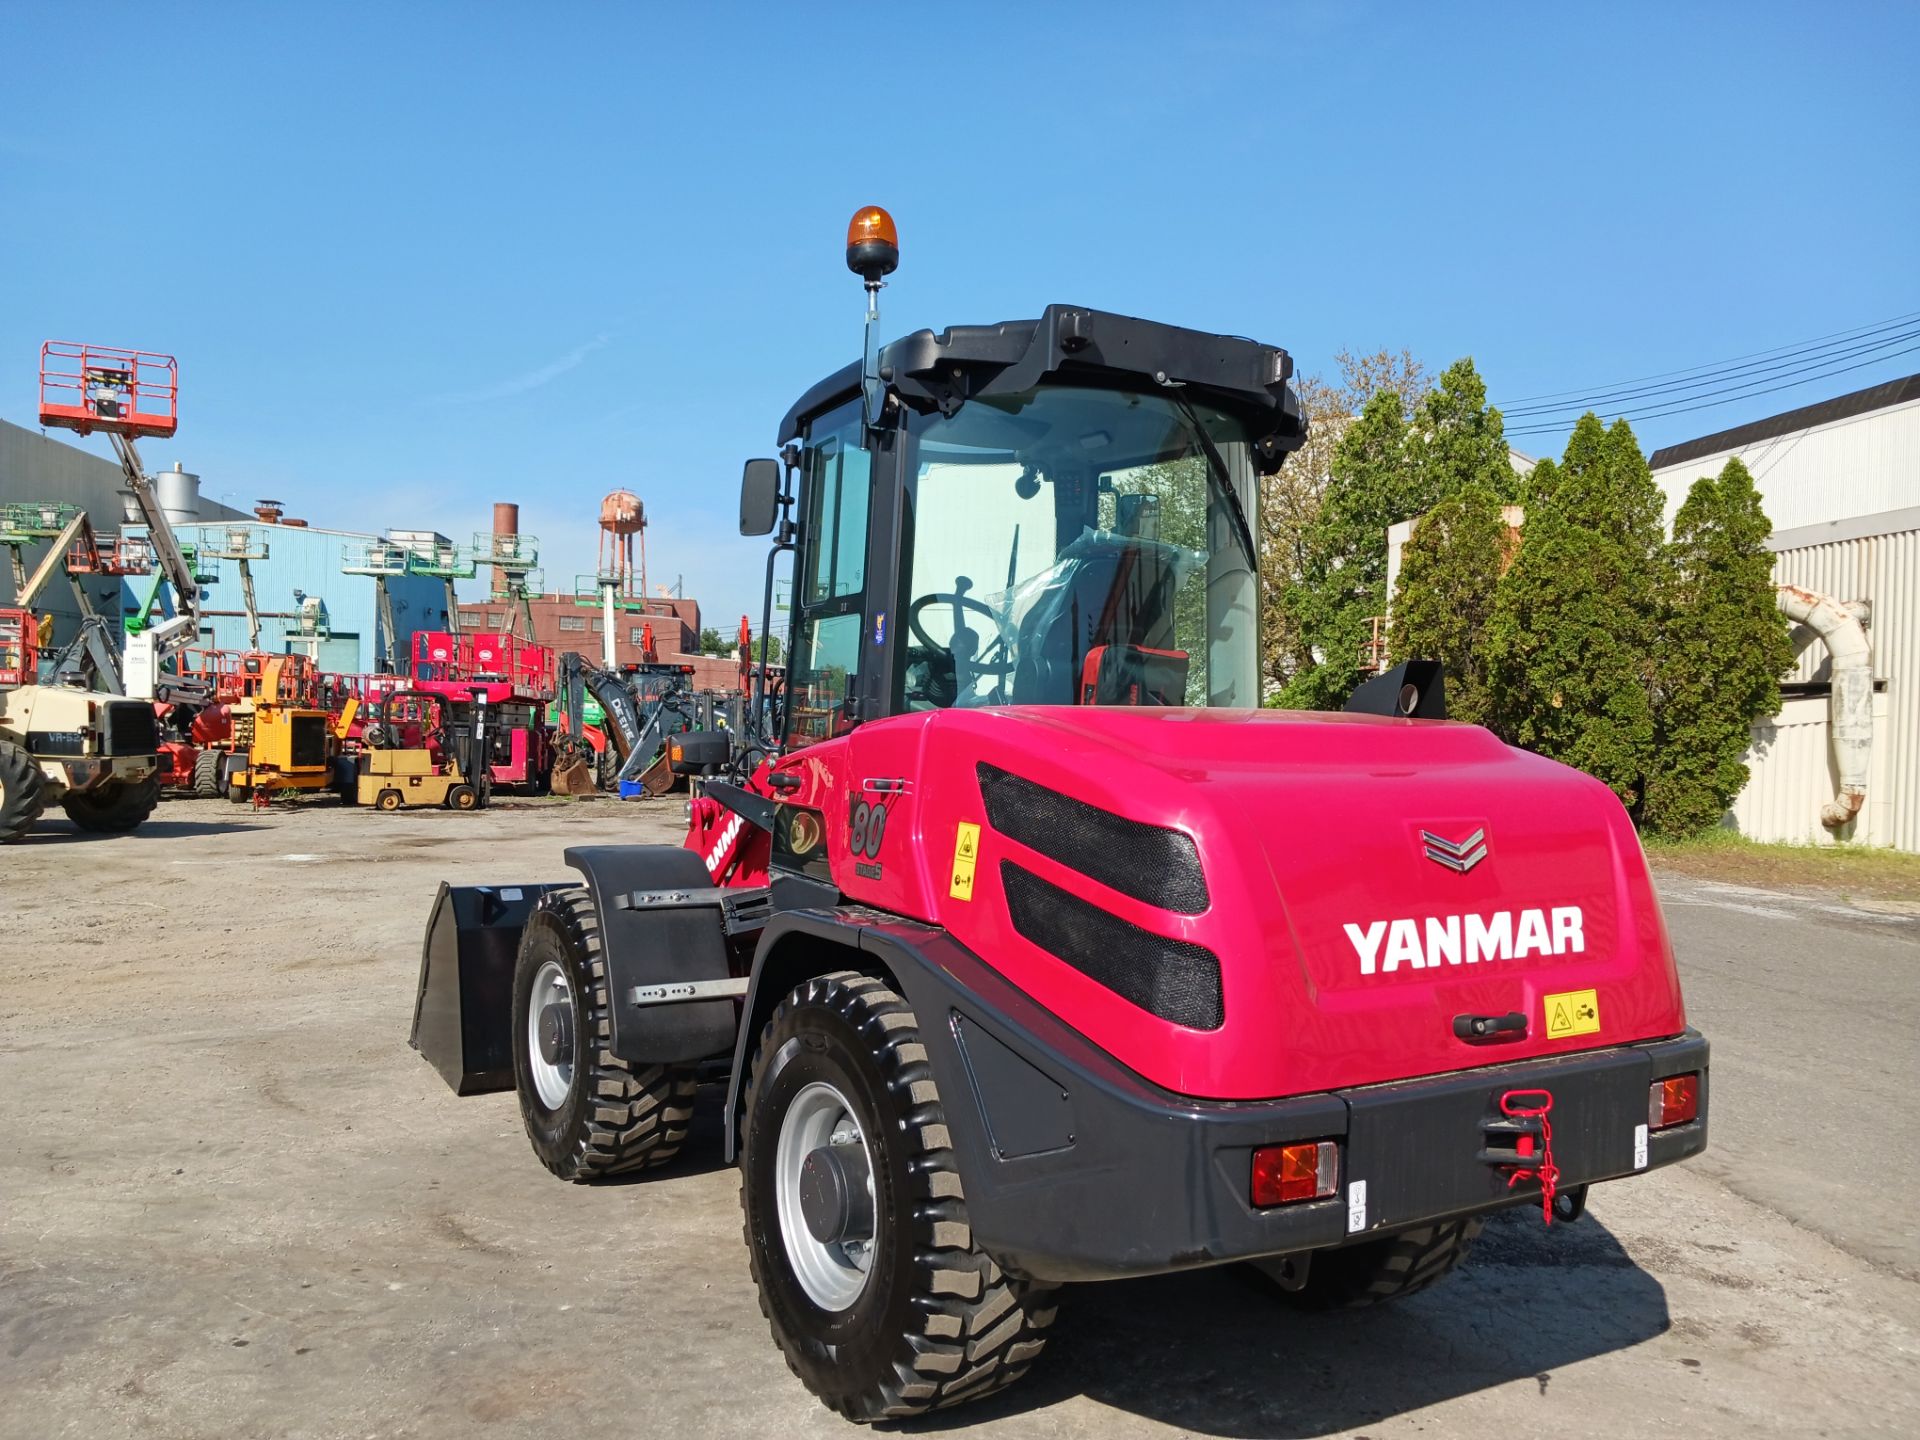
<box><xmin>1421</xmin><ymin>827</ymin><xmax>1488</xmax><ymax>872</ymax></box>
<box><xmin>1345</xmin><ymin>907</ymin><xmax>1586</xmax><ymax>976</ymax></box>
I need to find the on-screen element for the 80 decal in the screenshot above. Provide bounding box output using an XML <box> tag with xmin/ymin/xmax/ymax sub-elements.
<box><xmin>847</xmin><ymin>798</ymin><xmax>888</xmax><ymax>860</ymax></box>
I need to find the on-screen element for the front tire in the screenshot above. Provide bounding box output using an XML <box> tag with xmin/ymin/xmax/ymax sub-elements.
<box><xmin>0</xmin><ymin>740</ymin><xmax>47</xmax><ymax>844</ymax></box>
<box><xmin>741</xmin><ymin>971</ymin><xmax>1058</xmax><ymax>1422</ymax></box>
<box><xmin>61</xmin><ymin>775</ymin><xmax>160</xmax><ymax>834</ymax></box>
<box><xmin>510</xmin><ymin>886</ymin><xmax>696</xmax><ymax>1180</ymax></box>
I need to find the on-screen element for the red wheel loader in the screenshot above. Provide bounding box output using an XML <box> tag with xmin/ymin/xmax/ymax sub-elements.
<box><xmin>411</xmin><ymin>207</ymin><xmax>1708</xmax><ymax>1422</ymax></box>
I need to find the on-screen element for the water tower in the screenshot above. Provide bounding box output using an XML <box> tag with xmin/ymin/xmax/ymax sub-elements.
<box><xmin>574</xmin><ymin>491</ymin><xmax>649</xmax><ymax>671</ymax></box>
<box><xmin>598</xmin><ymin>490</ymin><xmax>647</xmax><ymax>602</ymax></box>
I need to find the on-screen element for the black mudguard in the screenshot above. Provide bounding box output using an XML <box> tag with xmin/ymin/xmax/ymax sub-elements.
<box><xmin>411</xmin><ymin>881</ymin><xmax>571</xmax><ymax>1094</ymax></box>
<box><xmin>561</xmin><ymin>845</ymin><xmax>739</xmax><ymax>1065</ymax></box>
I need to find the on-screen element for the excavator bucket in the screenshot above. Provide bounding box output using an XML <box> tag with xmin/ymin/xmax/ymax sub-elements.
<box><xmin>410</xmin><ymin>881</ymin><xmax>568</xmax><ymax>1094</ymax></box>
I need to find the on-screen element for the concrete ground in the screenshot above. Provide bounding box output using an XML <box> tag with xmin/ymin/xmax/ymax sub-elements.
<box><xmin>2</xmin><ymin>798</ymin><xmax>1917</xmax><ymax>1440</ymax></box>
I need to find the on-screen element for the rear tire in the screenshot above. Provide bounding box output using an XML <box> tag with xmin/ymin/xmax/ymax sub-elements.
<box><xmin>0</xmin><ymin>740</ymin><xmax>47</xmax><ymax>844</ymax></box>
<box><xmin>60</xmin><ymin>775</ymin><xmax>161</xmax><ymax>834</ymax></box>
<box><xmin>1269</xmin><ymin>1218</ymin><xmax>1485</xmax><ymax>1310</ymax></box>
<box><xmin>375</xmin><ymin>789</ymin><xmax>403</xmax><ymax>812</ymax></box>
<box><xmin>191</xmin><ymin>748</ymin><xmax>222</xmax><ymax>798</ymax></box>
<box><xmin>510</xmin><ymin>886</ymin><xmax>696</xmax><ymax>1180</ymax></box>
<box><xmin>595</xmin><ymin>745</ymin><xmax>620</xmax><ymax>792</ymax></box>
<box><xmin>740</xmin><ymin>971</ymin><xmax>1058</xmax><ymax>1421</ymax></box>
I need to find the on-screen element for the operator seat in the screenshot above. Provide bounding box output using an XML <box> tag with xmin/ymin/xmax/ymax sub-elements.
<box><xmin>1010</xmin><ymin>535</ymin><xmax>1186</xmax><ymax>704</ymax></box>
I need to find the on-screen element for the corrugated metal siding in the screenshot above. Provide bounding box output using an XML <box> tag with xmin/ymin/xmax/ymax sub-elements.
<box><xmin>1732</xmin><ymin>523</ymin><xmax>1919</xmax><ymax>851</ymax></box>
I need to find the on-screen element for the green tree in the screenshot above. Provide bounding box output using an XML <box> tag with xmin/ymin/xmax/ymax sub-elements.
<box><xmin>1279</xmin><ymin>356</ymin><xmax>1509</xmax><ymax>710</ymax></box>
<box><xmin>697</xmin><ymin>627</ymin><xmax>729</xmax><ymax>655</ymax></box>
<box><xmin>1389</xmin><ymin>483</ymin><xmax>1509</xmax><ymax>725</ymax></box>
<box><xmin>1642</xmin><ymin>457</ymin><xmax>1791</xmax><ymax>837</ymax></box>
<box><xmin>1260</xmin><ymin>349</ymin><xmax>1429</xmax><ymax>694</ymax></box>
<box><xmin>1408</xmin><ymin>358</ymin><xmax>1520</xmax><ymax>505</ymax></box>
<box><xmin>1279</xmin><ymin>388</ymin><xmax>1415</xmax><ymax>709</ymax></box>
<box><xmin>1486</xmin><ymin>415</ymin><xmax>1666</xmax><ymax>811</ymax></box>
<box><xmin>754</xmin><ymin>632</ymin><xmax>783</xmax><ymax>665</ymax></box>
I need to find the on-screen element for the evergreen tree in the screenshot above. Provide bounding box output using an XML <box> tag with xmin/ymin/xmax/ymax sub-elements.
<box><xmin>1279</xmin><ymin>389</ymin><xmax>1414</xmax><ymax>709</ymax></box>
<box><xmin>1386</xmin><ymin>358</ymin><xmax>1519</xmax><ymax>725</ymax></box>
<box><xmin>1486</xmin><ymin>415</ymin><xmax>1666</xmax><ymax>810</ymax></box>
<box><xmin>1408</xmin><ymin>358</ymin><xmax>1520</xmax><ymax>505</ymax></box>
<box><xmin>1643</xmin><ymin>458</ymin><xmax>1791</xmax><ymax>837</ymax></box>
<box><xmin>1389</xmin><ymin>483</ymin><xmax>1509</xmax><ymax>726</ymax></box>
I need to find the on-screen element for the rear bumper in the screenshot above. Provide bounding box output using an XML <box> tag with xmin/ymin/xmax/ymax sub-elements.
<box><xmin>849</xmin><ymin>916</ymin><xmax>1708</xmax><ymax>1284</ymax></box>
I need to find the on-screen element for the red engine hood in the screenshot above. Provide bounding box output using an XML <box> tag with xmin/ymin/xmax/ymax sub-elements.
<box><xmin>841</xmin><ymin>706</ymin><xmax>1686</xmax><ymax>1101</ymax></box>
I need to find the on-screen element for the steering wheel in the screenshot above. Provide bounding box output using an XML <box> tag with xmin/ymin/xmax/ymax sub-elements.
<box><xmin>907</xmin><ymin>585</ymin><xmax>1017</xmax><ymax>700</ymax></box>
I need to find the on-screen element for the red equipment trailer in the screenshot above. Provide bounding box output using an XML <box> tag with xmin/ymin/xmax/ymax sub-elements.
<box><xmin>412</xmin><ymin>208</ymin><xmax>1707</xmax><ymax>1422</ymax></box>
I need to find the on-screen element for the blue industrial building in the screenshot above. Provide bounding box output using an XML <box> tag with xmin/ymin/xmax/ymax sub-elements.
<box><xmin>151</xmin><ymin>519</ymin><xmax>452</xmax><ymax>673</ymax></box>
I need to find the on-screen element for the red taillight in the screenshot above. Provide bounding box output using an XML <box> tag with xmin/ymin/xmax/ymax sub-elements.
<box><xmin>1649</xmin><ymin>1074</ymin><xmax>1699</xmax><ymax>1130</ymax></box>
<box><xmin>1251</xmin><ymin>1141</ymin><xmax>1339</xmax><ymax>1207</ymax></box>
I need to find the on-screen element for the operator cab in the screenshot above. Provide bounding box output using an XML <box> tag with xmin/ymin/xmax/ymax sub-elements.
<box><xmin>746</xmin><ymin>304</ymin><xmax>1304</xmax><ymax>748</ymax></box>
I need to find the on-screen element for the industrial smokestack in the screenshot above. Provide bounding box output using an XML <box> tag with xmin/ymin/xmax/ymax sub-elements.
<box><xmin>255</xmin><ymin>499</ymin><xmax>284</xmax><ymax>524</ymax></box>
<box><xmin>492</xmin><ymin>501</ymin><xmax>520</xmax><ymax>594</ymax></box>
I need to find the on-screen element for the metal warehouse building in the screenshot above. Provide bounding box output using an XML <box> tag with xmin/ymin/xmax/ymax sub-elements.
<box><xmin>2</xmin><ymin>416</ymin><xmax>450</xmax><ymax>674</ymax></box>
<box><xmin>163</xmin><ymin>512</ymin><xmax>453</xmax><ymax>673</ymax></box>
<box><xmin>1650</xmin><ymin>375</ymin><xmax>1920</xmax><ymax>852</ymax></box>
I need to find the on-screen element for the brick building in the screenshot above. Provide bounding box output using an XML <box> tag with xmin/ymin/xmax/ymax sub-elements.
<box><xmin>456</xmin><ymin>590</ymin><xmax>745</xmax><ymax>691</ymax></box>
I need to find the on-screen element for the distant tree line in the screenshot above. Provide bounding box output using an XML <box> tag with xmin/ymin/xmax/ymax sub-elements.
<box><xmin>1262</xmin><ymin>356</ymin><xmax>1791</xmax><ymax>839</ymax></box>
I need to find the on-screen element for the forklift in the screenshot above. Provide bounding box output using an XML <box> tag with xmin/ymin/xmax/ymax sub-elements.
<box><xmin>353</xmin><ymin>687</ymin><xmax>493</xmax><ymax>811</ymax></box>
<box><xmin>413</xmin><ymin>208</ymin><xmax>1709</xmax><ymax>1421</ymax></box>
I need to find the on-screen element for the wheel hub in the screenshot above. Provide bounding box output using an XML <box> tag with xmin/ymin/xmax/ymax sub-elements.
<box><xmin>799</xmin><ymin>1141</ymin><xmax>874</xmax><ymax>1245</ymax></box>
<box><xmin>537</xmin><ymin>1001</ymin><xmax>573</xmax><ymax>1066</ymax></box>
<box><xmin>775</xmin><ymin>1081</ymin><xmax>877</xmax><ymax>1311</ymax></box>
<box><xmin>525</xmin><ymin>960</ymin><xmax>574</xmax><ymax>1110</ymax></box>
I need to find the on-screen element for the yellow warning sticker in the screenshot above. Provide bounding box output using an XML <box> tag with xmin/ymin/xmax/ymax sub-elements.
<box><xmin>949</xmin><ymin>822</ymin><xmax>982</xmax><ymax>901</ymax></box>
<box><xmin>1545</xmin><ymin>988</ymin><xmax>1601</xmax><ymax>1039</ymax></box>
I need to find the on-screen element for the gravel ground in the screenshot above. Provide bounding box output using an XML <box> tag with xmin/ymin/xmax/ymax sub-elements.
<box><xmin>2</xmin><ymin>797</ymin><xmax>1916</xmax><ymax>1439</ymax></box>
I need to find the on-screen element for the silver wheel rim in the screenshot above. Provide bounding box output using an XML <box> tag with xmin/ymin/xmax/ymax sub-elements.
<box><xmin>526</xmin><ymin>959</ymin><xmax>573</xmax><ymax>1110</ymax></box>
<box><xmin>776</xmin><ymin>1080</ymin><xmax>875</xmax><ymax>1311</ymax></box>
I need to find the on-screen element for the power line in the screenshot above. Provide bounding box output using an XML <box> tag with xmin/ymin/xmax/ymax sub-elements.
<box><xmin>1505</xmin><ymin>342</ymin><xmax>1920</xmax><ymax>437</ymax></box>
<box><xmin>1495</xmin><ymin>307</ymin><xmax>1920</xmax><ymax>406</ymax></box>
<box><xmin>1499</xmin><ymin>321</ymin><xmax>1920</xmax><ymax>418</ymax></box>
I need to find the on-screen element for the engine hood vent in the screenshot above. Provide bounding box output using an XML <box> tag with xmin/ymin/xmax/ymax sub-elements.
<box><xmin>977</xmin><ymin>762</ymin><xmax>1207</xmax><ymax>914</ymax></box>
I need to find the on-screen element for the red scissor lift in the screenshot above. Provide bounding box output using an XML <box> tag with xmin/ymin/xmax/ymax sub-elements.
<box><xmin>408</xmin><ymin>629</ymin><xmax>557</xmax><ymax>791</ymax></box>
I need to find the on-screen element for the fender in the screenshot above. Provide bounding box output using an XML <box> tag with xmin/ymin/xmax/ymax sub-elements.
<box><xmin>563</xmin><ymin>845</ymin><xmax>741</xmax><ymax>1065</ymax></box>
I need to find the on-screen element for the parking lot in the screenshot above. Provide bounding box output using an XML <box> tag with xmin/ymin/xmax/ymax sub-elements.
<box><xmin>3</xmin><ymin>799</ymin><xmax>1918</xmax><ymax>1439</ymax></box>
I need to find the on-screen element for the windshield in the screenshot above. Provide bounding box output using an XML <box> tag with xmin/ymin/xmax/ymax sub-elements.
<box><xmin>900</xmin><ymin>384</ymin><xmax>1260</xmax><ymax>710</ymax></box>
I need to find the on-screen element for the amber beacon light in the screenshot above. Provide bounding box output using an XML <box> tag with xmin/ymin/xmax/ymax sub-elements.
<box><xmin>846</xmin><ymin>205</ymin><xmax>899</xmax><ymax>283</ymax></box>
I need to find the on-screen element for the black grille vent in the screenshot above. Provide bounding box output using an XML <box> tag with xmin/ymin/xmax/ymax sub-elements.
<box><xmin>290</xmin><ymin>714</ymin><xmax>329</xmax><ymax>767</ymax></box>
<box><xmin>102</xmin><ymin>702</ymin><xmax>157</xmax><ymax>757</ymax></box>
<box><xmin>978</xmin><ymin>763</ymin><xmax>1208</xmax><ymax>914</ymax></box>
<box><xmin>1000</xmin><ymin>861</ymin><xmax>1224</xmax><ymax>1030</ymax></box>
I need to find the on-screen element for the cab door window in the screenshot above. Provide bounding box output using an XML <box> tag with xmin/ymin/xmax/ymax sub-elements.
<box><xmin>788</xmin><ymin>403</ymin><xmax>872</xmax><ymax>745</ymax></box>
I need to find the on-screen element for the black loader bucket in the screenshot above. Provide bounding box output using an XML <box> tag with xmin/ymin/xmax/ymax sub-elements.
<box><xmin>410</xmin><ymin>881</ymin><xmax>568</xmax><ymax>1094</ymax></box>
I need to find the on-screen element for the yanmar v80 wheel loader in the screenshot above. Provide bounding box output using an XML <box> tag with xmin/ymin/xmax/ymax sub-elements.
<box><xmin>411</xmin><ymin>207</ymin><xmax>1708</xmax><ymax>1422</ymax></box>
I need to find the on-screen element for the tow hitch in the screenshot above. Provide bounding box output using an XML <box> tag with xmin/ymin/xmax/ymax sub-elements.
<box><xmin>1482</xmin><ymin>1088</ymin><xmax>1570</xmax><ymax>1226</ymax></box>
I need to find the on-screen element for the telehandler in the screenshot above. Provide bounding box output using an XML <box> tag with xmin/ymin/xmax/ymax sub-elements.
<box><xmin>412</xmin><ymin>208</ymin><xmax>1709</xmax><ymax>1421</ymax></box>
<box><xmin>1</xmin><ymin>606</ymin><xmax>161</xmax><ymax>842</ymax></box>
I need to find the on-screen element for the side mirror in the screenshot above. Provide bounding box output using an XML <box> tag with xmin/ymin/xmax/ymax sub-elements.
<box><xmin>740</xmin><ymin>458</ymin><xmax>781</xmax><ymax>537</ymax></box>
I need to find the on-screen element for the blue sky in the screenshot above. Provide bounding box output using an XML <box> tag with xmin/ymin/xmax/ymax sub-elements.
<box><xmin>4</xmin><ymin>2</ymin><xmax>1915</xmax><ymax>627</ymax></box>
